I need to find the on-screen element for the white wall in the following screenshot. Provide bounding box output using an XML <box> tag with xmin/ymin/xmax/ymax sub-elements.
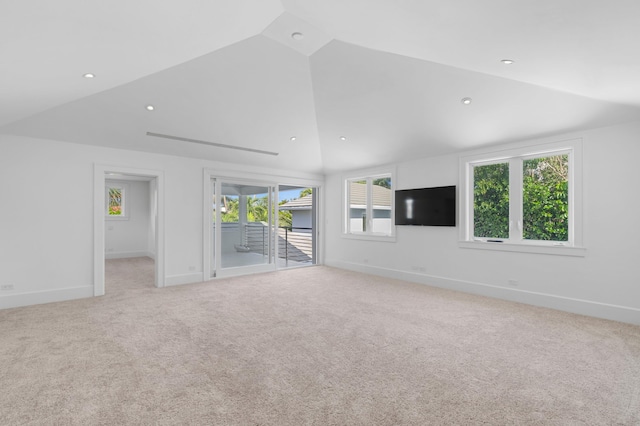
<box><xmin>3</xmin><ymin>122</ymin><xmax>639</xmax><ymax>324</ymax></box>
<box><xmin>0</xmin><ymin>134</ymin><xmax>323</xmax><ymax>309</ymax></box>
<box><xmin>292</xmin><ymin>210</ymin><xmax>312</xmax><ymax>231</ymax></box>
<box><xmin>105</xmin><ymin>179</ymin><xmax>151</xmax><ymax>259</ymax></box>
<box><xmin>325</xmin><ymin>121</ymin><xmax>640</xmax><ymax>325</ymax></box>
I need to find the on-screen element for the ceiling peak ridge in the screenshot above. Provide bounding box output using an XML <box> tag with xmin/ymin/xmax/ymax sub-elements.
<box><xmin>261</xmin><ymin>11</ymin><xmax>333</xmax><ymax>57</ymax></box>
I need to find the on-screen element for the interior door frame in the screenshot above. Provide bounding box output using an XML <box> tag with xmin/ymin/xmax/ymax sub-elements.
<box><xmin>94</xmin><ymin>164</ymin><xmax>165</xmax><ymax>296</ymax></box>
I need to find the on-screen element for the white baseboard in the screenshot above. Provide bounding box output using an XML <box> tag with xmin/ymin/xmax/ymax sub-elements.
<box><xmin>0</xmin><ymin>286</ymin><xmax>94</xmax><ymax>310</ymax></box>
<box><xmin>325</xmin><ymin>259</ymin><xmax>640</xmax><ymax>326</ymax></box>
<box><xmin>105</xmin><ymin>251</ymin><xmax>154</xmax><ymax>259</ymax></box>
<box><xmin>165</xmin><ymin>272</ymin><xmax>203</xmax><ymax>287</ymax></box>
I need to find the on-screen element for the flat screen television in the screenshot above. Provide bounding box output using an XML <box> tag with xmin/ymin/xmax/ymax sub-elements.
<box><xmin>395</xmin><ymin>186</ymin><xmax>456</xmax><ymax>226</ymax></box>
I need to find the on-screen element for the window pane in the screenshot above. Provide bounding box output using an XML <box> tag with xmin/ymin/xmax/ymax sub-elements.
<box><xmin>523</xmin><ymin>154</ymin><xmax>569</xmax><ymax>241</ymax></box>
<box><xmin>220</xmin><ymin>183</ymin><xmax>271</xmax><ymax>269</ymax></box>
<box><xmin>108</xmin><ymin>188</ymin><xmax>123</xmax><ymax>216</ymax></box>
<box><xmin>372</xmin><ymin>177</ymin><xmax>392</xmax><ymax>234</ymax></box>
<box><xmin>473</xmin><ymin>163</ymin><xmax>509</xmax><ymax>239</ymax></box>
<box><xmin>348</xmin><ymin>180</ymin><xmax>367</xmax><ymax>233</ymax></box>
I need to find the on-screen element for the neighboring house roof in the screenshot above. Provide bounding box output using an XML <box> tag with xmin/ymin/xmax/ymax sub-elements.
<box><xmin>280</xmin><ymin>182</ymin><xmax>391</xmax><ymax>210</ymax></box>
<box><xmin>349</xmin><ymin>182</ymin><xmax>391</xmax><ymax>208</ymax></box>
<box><xmin>280</xmin><ymin>194</ymin><xmax>312</xmax><ymax>210</ymax></box>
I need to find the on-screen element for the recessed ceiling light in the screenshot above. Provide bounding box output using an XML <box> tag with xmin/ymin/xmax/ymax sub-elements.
<box><xmin>145</xmin><ymin>105</ymin><xmax>155</xmax><ymax>111</ymax></box>
<box><xmin>461</xmin><ymin>97</ymin><xmax>472</xmax><ymax>105</ymax></box>
<box><xmin>291</xmin><ymin>32</ymin><xmax>304</xmax><ymax>41</ymax></box>
<box><xmin>83</xmin><ymin>73</ymin><xmax>95</xmax><ymax>78</ymax></box>
<box><xmin>290</xmin><ymin>136</ymin><xmax>297</xmax><ymax>141</ymax></box>
<box><xmin>339</xmin><ymin>136</ymin><xmax>347</xmax><ymax>141</ymax></box>
<box><xmin>501</xmin><ymin>59</ymin><xmax>515</xmax><ymax>65</ymax></box>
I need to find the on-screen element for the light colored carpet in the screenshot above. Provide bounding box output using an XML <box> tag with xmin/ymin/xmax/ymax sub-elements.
<box><xmin>1</xmin><ymin>257</ymin><xmax>639</xmax><ymax>425</ymax></box>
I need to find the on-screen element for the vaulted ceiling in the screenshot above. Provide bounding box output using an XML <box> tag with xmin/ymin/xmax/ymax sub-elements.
<box><xmin>3</xmin><ymin>0</ymin><xmax>640</xmax><ymax>174</ymax></box>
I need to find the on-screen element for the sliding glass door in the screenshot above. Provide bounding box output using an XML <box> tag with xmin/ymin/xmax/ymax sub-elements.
<box><xmin>208</xmin><ymin>178</ymin><xmax>319</xmax><ymax>279</ymax></box>
<box><xmin>211</xmin><ymin>179</ymin><xmax>275</xmax><ymax>278</ymax></box>
<box><xmin>277</xmin><ymin>185</ymin><xmax>318</xmax><ymax>269</ymax></box>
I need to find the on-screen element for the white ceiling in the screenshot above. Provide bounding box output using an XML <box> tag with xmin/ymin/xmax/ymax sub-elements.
<box><xmin>2</xmin><ymin>0</ymin><xmax>640</xmax><ymax>174</ymax></box>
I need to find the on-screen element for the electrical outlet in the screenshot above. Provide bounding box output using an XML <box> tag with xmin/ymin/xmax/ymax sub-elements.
<box><xmin>363</xmin><ymin>259</ymin><xmax>369</xmax><ymax>264</ymax></box>
<box><xmin>508</xmin><ymin>280</ymin><xmax>518</xmax><ymax>287</ymax></box>
<box><xmin>1</xmin><ymin>284</ymin><xmax>14</xmax><ymax>291</ymax></box>
<box><xmin>188</xmin><ymin>266</ymin><xmax>196</xmax><ymax>272</ymax></box>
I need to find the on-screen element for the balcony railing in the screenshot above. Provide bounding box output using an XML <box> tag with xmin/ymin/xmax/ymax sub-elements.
<box><xmin>242</xmin><ymin>224</ymin><xmax>313</xmax><ymax>264</ymax></box>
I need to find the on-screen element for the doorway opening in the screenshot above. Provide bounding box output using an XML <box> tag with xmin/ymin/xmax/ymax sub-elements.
<box><xmin>104</xmin><ymin>175</ymin><xmax>157</xmax><ymax>293</ymax></box>
<box><xmin>93</xmin><ymin>165</ymin><xmax>164</xmax><ymax>297</ymax></box>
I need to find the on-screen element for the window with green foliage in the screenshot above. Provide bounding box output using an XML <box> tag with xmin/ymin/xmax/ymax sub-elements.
<box><xmin>522</xmin><ymin>154</ymin><xmax>569</xmax><ymax>241</ymax></box>
<box><xmin>106</xmin><ymin>183</ymin><xmax>128</xmax><ymax>218</ymax></box>
<box><xmin>461</xmin><ymin>140</ymin><xmax>582</xmax><ymax>251</ymax></box>
<box><xmin>108</xmin><ymin>188</ymin><xmax>123</xmax><ymax>215</ymax></box>
<box><xmin>474</xmin><ymin>162</ymin><xmax>510</xmax><ymax>239</ymax></box>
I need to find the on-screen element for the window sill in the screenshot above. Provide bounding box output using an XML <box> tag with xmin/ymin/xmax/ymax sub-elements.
<box><xmin>342</xmin><ymin>233</ymin><xmax>396</xmax><ymax>243</ymax></box>
<box><xmin>106</xmin><ymin>216</ymin><xmax>129</xmax><ymax>221</ymax></box>
<box><xmin>458</xmin><ymin>241</ymin><xmax>586</xmax><ymax>257</ymax></box>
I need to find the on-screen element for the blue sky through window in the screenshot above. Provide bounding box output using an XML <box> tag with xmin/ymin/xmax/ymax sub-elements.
<box><xmin>278</xmin><ymin>188</ymin><xmax>307</xmax><ymax>202</ymax></box>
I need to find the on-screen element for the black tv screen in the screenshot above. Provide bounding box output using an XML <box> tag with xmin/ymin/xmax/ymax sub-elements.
<box><xmin>395</xmin><ymin>186</ymin><xmax>456</xmax><ymax>226</ymax></box>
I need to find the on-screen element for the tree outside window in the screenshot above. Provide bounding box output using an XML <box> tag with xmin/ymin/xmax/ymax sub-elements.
<box><xmin>465</xmin><ymin>143</ymin><xmax>577</xmax><ymax>248</ymax></box>
<box><xmin>108</xmin><ymin>187</ymin><xmax>124</xmax><ymax>216</ymax></box>
<box><xmin>105</xmin><ymin>184</ymin><xmax>127</xmax><ymax>218</ymax></box>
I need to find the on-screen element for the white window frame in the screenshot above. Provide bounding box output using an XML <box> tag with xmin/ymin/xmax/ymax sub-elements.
<box><xmin>105</xmin><ymin>182</ymin><xmax>129</xmax><ymax>220</ymax></box>
<box><xmin>459</xmin><ymin>139</ymin><xmax>585</xmax><ymax>257</ymax></box>
<box><xmin>342</xmin><ymin>166</ymin><xmax>396</xmax><ymax>242</ymax></box>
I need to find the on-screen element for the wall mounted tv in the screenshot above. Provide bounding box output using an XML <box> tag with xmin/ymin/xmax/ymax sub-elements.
<box><xmin>394</xmin><ymin>185</ymin><xmax>456</xmax><ymax>226</ymax></box>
